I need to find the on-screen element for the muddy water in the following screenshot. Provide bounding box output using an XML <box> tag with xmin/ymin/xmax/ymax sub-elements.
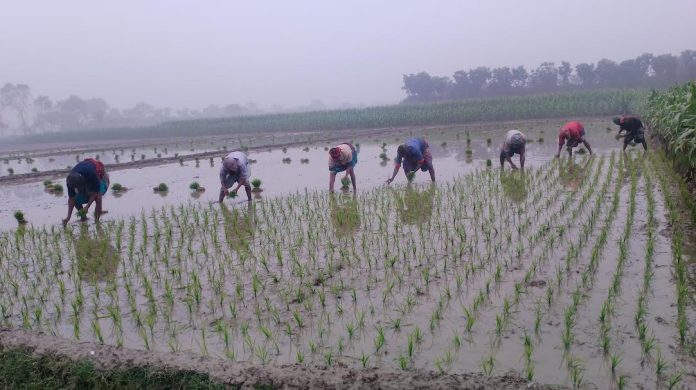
<box><xmin>0</xmin><ymin>132</ymin><xmax>324</xmax><ymax>177</ymax></box>
<box><xmin>0</xmin><ymin>123</ymin><xmax>620</xmax><ymax>230</ymax></box>
<box><xmin>0</xmin><ymin>151</ymin><xmax>692</xmax><ymax>390</ymax></box>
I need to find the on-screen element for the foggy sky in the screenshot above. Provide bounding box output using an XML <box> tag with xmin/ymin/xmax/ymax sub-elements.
<box><xmin>2</xmin><ymin>0</ymin><xmax>695</xmax><ymax>109</ymax></box>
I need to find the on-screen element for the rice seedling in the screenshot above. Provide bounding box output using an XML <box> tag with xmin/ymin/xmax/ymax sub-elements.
<box><xmin>152</xmin><ymin>183</ymin><xmax>169</xmax><ymax>192</ymax></box>
<box><xmin>13</xmin><ymin>211</ymin><xmax>27</xmax><ymax>225</ymax></box>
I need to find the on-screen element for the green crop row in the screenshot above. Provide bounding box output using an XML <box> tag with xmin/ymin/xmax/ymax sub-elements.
<box><xmin>20</xmin><ymin>89</ymin><xmax>648</xmax><ymax>143</ymax></box>
<box><xmin>643</xmin><ymin>81</ymin><xmax>696</xmax><ymax>179</ymax></box>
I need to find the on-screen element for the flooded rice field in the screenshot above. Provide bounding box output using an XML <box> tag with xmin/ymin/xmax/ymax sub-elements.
<box><xmin>0</xmin><ymin>120</ymin><xmax>694</xmax><ymax>389</ymax></box>
<box><xmin>1</xmin><ymin>119</ymin><xmax>617</xmax><ymax>229</ymax></box>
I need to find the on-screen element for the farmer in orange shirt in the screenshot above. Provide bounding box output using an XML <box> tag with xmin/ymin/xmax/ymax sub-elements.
<box><xmin>556</xmin><ymin>121</ymin><xmax>593</xmax><ymax>158</ymax></box>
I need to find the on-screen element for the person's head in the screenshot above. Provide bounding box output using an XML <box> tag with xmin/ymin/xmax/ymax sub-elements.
<box><xmin>510</xmin><ymin>135</ymin><xmax>525</xmax><ymax>152</ymax></box>
<box><xmin>397</xmin><ymin>144</ymin><xmax>408</xmax><ymax>158</ymax></box>
<box><xmin>223</xmin><ymin>157</ymin><xmax>239</xmax><ymax>172</ymax></box>
<box><xmin>612</xmin><ymin>116</ymin><xmax>623</xmax><ymax>125</ymax></box>
<box><xmin>329</xmin><ymin>147</ymin><xmax>342</xmax><ymax>161</ymax></box>
<box><xmin>66</xmin><ymin>172</ymin><xmax>86</xmax><ymax>193</ymax></box>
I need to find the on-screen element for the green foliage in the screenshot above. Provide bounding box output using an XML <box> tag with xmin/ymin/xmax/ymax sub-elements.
<box><xmin>20</xmin><ymin>89</ymin><xmax>648</xmax><ymax>143</ymax></box>
<box><xmin>13</xmin><ymin>210</ymin><xmax>26</xmax><ymax>223</ymax></box>
<box><xmin>644</xmin><ymin>81</ymin><xmax>696</xmax><ymax>177</ymax></box>
<box><xmin>153</xmin><ymin>183</ymin><xmax>169</xmax><ymax>192</ymax></box>
<box><xmin>251</xmin><ymin>178</ymin><xmax>262</xmax><ymax>189</ymax></box>
<box><xmin>0</xmin><ymin>348</ymin><xmax>226</xmax><ymax>389</ymax></box>
<box><xmin>189</xmin><ymin>182</ymin><xmax>201</xmax><ymax>190</ymax></box>
<box><xmin>111</xmin><ymin>183</ymin><xmax>124</xmax><ymax>191</ymax></box>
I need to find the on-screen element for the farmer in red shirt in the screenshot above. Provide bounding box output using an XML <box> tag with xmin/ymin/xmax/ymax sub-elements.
<box><xmin>556</xmin><ymin>121</ymin><xmax>593</xmax><ymax>158</ymax></box>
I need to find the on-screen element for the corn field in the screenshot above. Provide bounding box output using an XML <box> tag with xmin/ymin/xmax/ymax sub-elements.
<box><xmin>25</xmin><ymin>89</ymin><xmax>648</xmax><ymax>143</ymax></box>
<box><xmin>644</xmin><ymin>81</ymin><xmax>696</xmax><ymax>179</ymax></box>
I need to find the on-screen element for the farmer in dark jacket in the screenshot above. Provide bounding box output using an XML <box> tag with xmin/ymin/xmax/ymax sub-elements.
<box><xmin>613</xmin><ymin>115</ymin><xmax>647</xmax><ymax>152</ymax></box>
<box><xmin>386</xmin><ymin>137</ymin><xmax>435</xmax><ymax>184</ymax></box>
<box><xmin>63</xmin><ymin>158</ymin><xmax>107</xmax><ymax>226</ymax></box>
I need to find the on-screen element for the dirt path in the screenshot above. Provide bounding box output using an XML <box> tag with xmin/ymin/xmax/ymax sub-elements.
<box><xmin>0</xmin><ymin>327</ymin><xmax>566</xmax><ymax>389</ymax></box>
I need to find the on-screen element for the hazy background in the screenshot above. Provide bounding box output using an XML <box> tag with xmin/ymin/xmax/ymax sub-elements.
<box><xmin>2</xmin><ymin>0</ymin><xmax>696</xmax><ymax>111</ymax></box>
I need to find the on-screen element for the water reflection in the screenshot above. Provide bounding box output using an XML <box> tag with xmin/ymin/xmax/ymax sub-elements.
<box><xmin>72</xmin><ymin>225</ymin><xmax>119</xmax><ymax>283</ymax></box>
<box><xmin>329</xmin><ymin>193</ymin><xmax>360</xmax><ymax>238</ymax></box>
<box><xmin>557</xmin><ymin>159</ymin><xmax>588</xmax><ymax>191</ymax></box>
<box><xmin>221</xmin><ymin>203</ymin><xmax>256</xmax><ymax>253</ymax></box>
<box><xmin>391</xmin><ymin>184</ymin><xmax>435</xmax><ymax>225</ymax></box>
<box><xmin>500</xmin><ymin>171</ymin><xmax>528</xmax><ymax>203</ymax></box>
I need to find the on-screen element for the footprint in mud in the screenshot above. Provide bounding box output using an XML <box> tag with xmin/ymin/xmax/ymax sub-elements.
<box><xmin>527</xmin><ymin>280</ymin><xmax>547</xmax><ymax>288</ymax></box>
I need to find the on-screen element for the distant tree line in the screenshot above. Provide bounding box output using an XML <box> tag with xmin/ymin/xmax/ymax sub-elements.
<box><xmin>0</xmin><ymin>84</ymin><xmax>266</xmax><ymax>137</ymax></box>
<box><xmin>402</xmin><ymin>50</ymin><xmax>696</xmax><ymax>103</ymax></box>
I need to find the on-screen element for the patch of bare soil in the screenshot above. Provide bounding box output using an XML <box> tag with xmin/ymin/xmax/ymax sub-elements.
<box><xmin>0</xmin><ymin>328</ymin><xmax>567</xmax><ymax>389</ymax></box>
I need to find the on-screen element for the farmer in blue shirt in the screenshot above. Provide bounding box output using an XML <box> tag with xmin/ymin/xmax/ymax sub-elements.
<box><xmin>63</xmin><ymin>158</ymin><xmax>107</xmax><ymax>226</ymax></box>
<box><xmin>386</xmin><ymin>137</ymin><xmax>435</xmax><ymax>184</ymax></box>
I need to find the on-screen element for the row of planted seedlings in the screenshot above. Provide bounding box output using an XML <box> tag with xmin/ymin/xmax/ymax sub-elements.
<box><xmin>0</xmin><ymin>161</ymin><xmax>563</xmax><ymax>368</ymax></box>
<box><xmin>446</xmin><ymin>154</ymin><xmax>607</xmax><ymax>385</ymax></box>
<box><xmin>270</xmin><ymin>164</ymin><xmax>558</xmax><ymax>369</ymax></box>
<box><xmin>598</xmin><ymin>155</ymin><xmax>686</xmax><ymax>389</ymax></box>
<box><xmin>400</xmin><ymin>157</ymin><xmax>596</xmax><ymax>376</ymax></box>
<box><xmin>348</xmin><ymin>160</ymin><xmax>570</xmax><ymax>371</ymax></box>
<box><xmin>478</xmin><ymin>153</ymin><xmax>615</xmax><ymax>386</ymax></box>
<box><xmin>523</xmin><ymin>153</ymin><xmax>685</xmax><ymax>390</ymax></box>
<box><xmin>1</xmin><ymin>154</ymin><xmax>687</xmax><ymax>387</ymax></box>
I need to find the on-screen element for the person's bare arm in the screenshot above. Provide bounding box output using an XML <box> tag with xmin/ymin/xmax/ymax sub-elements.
<box><xmin>583</xmin><ymin>140</ymin><xmax>593</xmax><ymax>155</ymax></box>
<box><xmin>329</xmin><ymin>172</ymin><xmax>337</xmax><ymax>192</ymax></box>
<box><xmin>428</xmin><ymin>165</ymin><xmax>435</xmax><ymax>182</ymax></box>
<box><xmin>386</xmin><ymin>164</ymin><xmax>401</xmax><ymax>184</ymax></box>
<box><xmin>520</xmin><ymin>149</ymin><xmax>526</xmax><ymax>170</ymax></box>
<box><xmin>220</xmin><ymin>168</ymin><xmax>229</xmax><ymax>196</ymax></box>
<box><xmin>231</xmin><ymin>178</ymin><xmax>246</xmax><ymax>194</ymax></box>
<box><xmin>63</xmin><ymin>197</ymin><xmax>76</xmax><ymax>226</ymax></box>
<box><xmin>94</xmin><ymin>195</ymin><xmax>103</xmax><ymax>222</ymax></box>
<box><xmin>84</xmin><ymin>192</ymin><xmax>99</xmax><ymax>213</ymax></box>
<box><xmin>348</xmin><ymin>166</ymin><xmax>356</xmax><ymax>191</ymax></box>
<box><xmin>506</xmin><ymin>156</ymin><xmax>518</xmax><ymax>169</ymax></box>
<box><xmin>555</xmin><ymin>143</ymin><xmax>563</xmax><ymax>158</ymax></box>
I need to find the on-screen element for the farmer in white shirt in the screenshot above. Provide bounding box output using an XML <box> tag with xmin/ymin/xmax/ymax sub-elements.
<box><xmin>219</xmin><ymin>151</ymin><xmax>252</xmax><ymax>202</ymax></box>
<box><xmin>499</xmin><ymin>130</ymin><xmax>527</xmax><ymax>170</ymax></box>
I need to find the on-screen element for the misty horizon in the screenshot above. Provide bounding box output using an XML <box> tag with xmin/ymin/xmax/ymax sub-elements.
<box><xmin>2</xmin><ymin>0</ymin><xmax>696</xmax><ymax>110</ymax></box>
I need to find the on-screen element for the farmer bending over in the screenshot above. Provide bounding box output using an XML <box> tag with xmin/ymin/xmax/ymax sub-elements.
<box><xmin>328</xmin><ymin>142</ymin><xmax>358</xmax><ymax>192</ymax></box>
<box><xmin>386</xmin><ymin>137</ymin><xmax>435</xmax><ymax>184</ymax></box>
<box><xmin>556</xmin><ymin>121</ymin><xmax>593</xmax><ymax>158</ymax></box>
<box><xmin>500</xmin><ymin>129</ymin><xmax>526</xmax><ymax>170</ymax></box>
<box><xmin>219</xmin><ymin>151</ymin><xmax>252</xmax><ymax>202</ymax></box>
<box><xmin>63</xmin><ymin>158</ymin><xmax>107</xmax><ymax>226</ymax></box>
<box><xmin>613</xmin><ymin>115</ymin><xmax>647</xmax><ymax>152</ymax></box>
